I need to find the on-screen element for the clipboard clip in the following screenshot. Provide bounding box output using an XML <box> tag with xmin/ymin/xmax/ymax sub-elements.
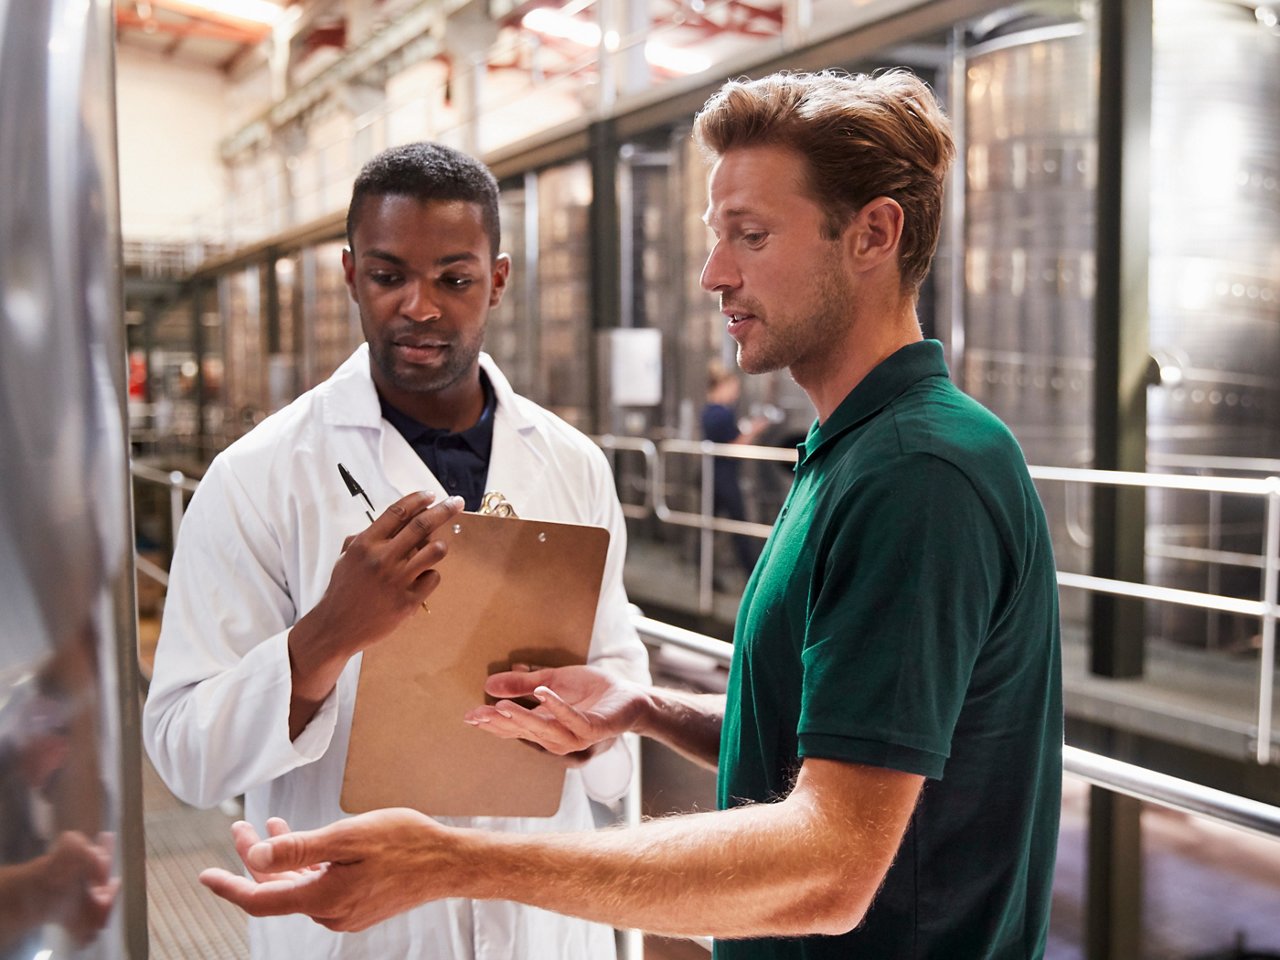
<box><xmin>478</xmin><ymin>491</ymin><xmax>518</xmax><ymax>518</ymax></box>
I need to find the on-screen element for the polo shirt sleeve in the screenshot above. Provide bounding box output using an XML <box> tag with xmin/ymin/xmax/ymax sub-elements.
<box><xmin>796</xmin><ymin>453</ymin><xmax>1010</xmax><ymax>779</ymax></box>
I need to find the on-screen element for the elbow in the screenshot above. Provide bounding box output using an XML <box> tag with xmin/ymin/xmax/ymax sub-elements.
<box><xmin>803</xmin><ymin>891</ymin><xmax>871</xmax><ymax>937</ymax></box>
<box><xmin>777</xmin><ymin>864</ymin><xmax>877</xmax><ymax>937</ymax></box>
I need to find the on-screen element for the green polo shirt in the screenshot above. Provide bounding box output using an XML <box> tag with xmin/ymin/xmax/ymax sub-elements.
<box><xmin>716</xmin><ymin>340</ymin><xmax>1062</xmax><ymax>960</ymax></box>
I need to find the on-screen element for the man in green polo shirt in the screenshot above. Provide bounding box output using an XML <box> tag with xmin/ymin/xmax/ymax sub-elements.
<box><xmin>202</xmin><ymin>69</ymin><xmax>1063</xmax><ymax>959</ymax></box>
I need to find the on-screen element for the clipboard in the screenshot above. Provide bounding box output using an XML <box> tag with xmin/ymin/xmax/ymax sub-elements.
<box><xmin>340</xmin><ymin>507</ymin><xmax>609</xmax><ymax>818</ymax></box>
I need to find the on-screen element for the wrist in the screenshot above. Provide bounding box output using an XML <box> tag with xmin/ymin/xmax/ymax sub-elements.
<box><xmin>633</xmin><ymin>687</ymin><xmax>663</xmax><ymax>740</ymax></box>
<box><xmin>287</xmin><ymin>614</ymin><xmax>343</xmax><ymax>704</ymax></box>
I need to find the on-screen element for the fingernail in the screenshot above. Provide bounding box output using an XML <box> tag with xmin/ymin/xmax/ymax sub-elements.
<box><xmin>533</xmin><ymin>688</ymin><xmax>547</xmax><ymax>702</ymax></box>
<box><xmin>495</xmin><ymin>707</ymin><xmax>512</xmax><ymax>718</ymax></box>
<box><xmin>464</xmin><ymin>719</ymin><xmax>481</xmax><ymax>726</ymax></box>
<box><xmin>448</xmin><ymin>495</ymin><xmax>465</xmax><ymax>509</ymax></box>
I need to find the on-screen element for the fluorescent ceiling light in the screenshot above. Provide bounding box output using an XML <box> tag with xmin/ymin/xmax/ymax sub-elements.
<box><xmin>522</xmin><ymin>7</ymin><xmax>601</xmax><ymax>47</ymax></box>
<box><xmin>175</xmin><ymin>0</ymin><xmax>285</xmax><ymax>26</ymax></box>
<box><xmin>522</xmin><ymin>7</ymin><xmax>710</xmax><ymax>75</ymax></box>
<box><xmin>644</xmin><ymin>40</ymin><xmax>709</xmax><ymax>75</ymax></box>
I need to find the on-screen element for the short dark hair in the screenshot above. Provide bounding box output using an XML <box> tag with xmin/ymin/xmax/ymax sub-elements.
<box><xmin>346</xmin><ymin>142</ymin><xmax>501</xmax><ymax>258</ymax></box>
<box><xmin>693</xmin><ymin>70</ymin><xmax>954</xmax><ymax>294</ymax></box>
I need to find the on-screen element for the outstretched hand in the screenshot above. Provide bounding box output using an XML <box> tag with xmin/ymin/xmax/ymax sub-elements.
<box><xmin>200</xmin><ymin>809</ymin><xmax>453</xmax><ymax>932</ymax></box>
<box><xmin>464</xmin><ymin>663</ymin><xmax>650</xmax><ymax>756</ymax></box>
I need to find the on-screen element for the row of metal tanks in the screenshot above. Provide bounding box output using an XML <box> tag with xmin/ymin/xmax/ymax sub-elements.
<box><xmin>960</xmin><ymin>0</ymin><xmax>1280</xmax><ymax>659</ymax></box>
<box><xmin>130</xmin><ymin>0</ymin><xmax>1279</xmax><ymax>707</ymax></box>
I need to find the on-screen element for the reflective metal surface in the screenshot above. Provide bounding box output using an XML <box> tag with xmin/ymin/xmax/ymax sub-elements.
<box><xmin>1145</xmin><ymin>0</ymin><xmax>1280</xmax><ymax>649</ymax></box>
<box><xmin>962</xmin><ymin>0</ymin><xmax>1280</xmax><ymax>648</ymax></box>
<box><xmin>0</xmin><ymin>0</ymin><xmax>144</xmax><ymax>955</ymax></box>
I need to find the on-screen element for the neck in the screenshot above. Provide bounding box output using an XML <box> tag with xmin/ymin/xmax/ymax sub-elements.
<box><xmin>376</xmin><ymin>367</ymin><xmax>487</xmax><ymax>433</ymax></box>
<box><xmin>795</xmin><ymin>300</ymin><xmax>921</xmax><ymax>424</ymax></box>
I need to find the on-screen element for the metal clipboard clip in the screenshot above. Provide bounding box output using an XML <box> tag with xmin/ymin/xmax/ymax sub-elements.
<box><xmin>478</xmin><ymin>491</ymin><xmax>518</xmax><ymax>518</ymax></box>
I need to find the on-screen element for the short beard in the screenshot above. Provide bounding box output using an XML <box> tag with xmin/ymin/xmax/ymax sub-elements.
<box><xmin>737</xmin><ymin>246</ymin><xmax>851</xmax><ymax>376</ymax></box>
<box><xmin>367</xmin><ymin>327</ymin><xmax>484</xmax><ymax>396</ymax></box>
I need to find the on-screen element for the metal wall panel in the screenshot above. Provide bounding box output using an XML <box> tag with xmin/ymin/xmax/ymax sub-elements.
<box><xmin>0</xmin><ymin>0</ymin><xmax>144</xmax><ymax>955</ymax></box>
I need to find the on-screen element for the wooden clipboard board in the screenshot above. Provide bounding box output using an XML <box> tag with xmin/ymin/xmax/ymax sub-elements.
<box><xmin>340</xmin><ymin>510</ymin><xmax>609</xmax><ymax>818</ymax></box>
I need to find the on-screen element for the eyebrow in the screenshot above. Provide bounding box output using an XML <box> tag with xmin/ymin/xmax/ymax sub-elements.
<box><xmin>702</xmin><ymin>205</ymin><xmax>758</xmax><ymax>227</ymax></box>
<box><xmin>362</xmin><ymin>248</ymin><xmax>483</xmax><ymax>267</ymax></box>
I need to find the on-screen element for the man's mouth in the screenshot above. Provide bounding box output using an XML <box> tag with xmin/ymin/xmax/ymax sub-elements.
<box><xmin>723</xmin><ymin>310</ymin><xmax>758</xmax><ymax>336</ymax></box>
<box><xmin>392</xmin><ymin>339</ymin><xmax>450</xmax><ymax>362</ymax></box>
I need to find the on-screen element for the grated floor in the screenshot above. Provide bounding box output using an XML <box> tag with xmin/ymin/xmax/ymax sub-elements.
<box><xmin>143</xmin><ymin>756</ymin><xmax>248</xmax><ymax>959</ymax></box>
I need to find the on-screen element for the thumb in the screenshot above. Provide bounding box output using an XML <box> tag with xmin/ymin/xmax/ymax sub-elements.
<box><xmin>485</xmin><ymin>669</ymin><xmax>549</xmax><ymax>697</ymax></box>
<box><xmin>246</xmin><ymin>828</ymin><xmax>336</xmax><ymax>873</ymax></box>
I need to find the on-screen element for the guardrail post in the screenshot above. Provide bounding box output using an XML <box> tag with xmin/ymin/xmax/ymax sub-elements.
<box><xmin>168</xmin><ymin>470</ymin><xmax>187</xmax><ymax>561</ymax></box>
<box><xmin>699</xmin><ymin>442</ymin><xmax>715</xmax><ymax>614</ymax></box>
<box><xmin>1257</xmin><ymin>480</ymin><xmax>1279</xmax><ymax>764</ymax></box>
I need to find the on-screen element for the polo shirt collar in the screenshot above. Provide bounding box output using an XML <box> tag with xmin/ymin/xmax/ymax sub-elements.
<box><xmin>377</xmin><ymin>369</ymin><xmax>497</xmax><ymax>459</ymax></box>
<box><xmin>800</xmin><ymin>339</ymin><xmax>949</xmax><ymax>464</ymax></box>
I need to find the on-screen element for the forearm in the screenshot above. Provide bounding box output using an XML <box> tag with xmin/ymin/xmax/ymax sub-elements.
<box><xmin>444</xmin><ymin>793</ymin><xmax>868</xmax><ymax>938</ymax></box>
<box><xmin>637</xmin><ymin>689</ymin><xmax>724</xmax><ymax>770</ymax></box>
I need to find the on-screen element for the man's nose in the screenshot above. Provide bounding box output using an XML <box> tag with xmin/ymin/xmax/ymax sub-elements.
<box><xmin>699</xmin><ymin>241</ymin><xmax>738</xmax><ymax>293</ymax></box>
<box><xmin>402</xmin><ymin>280</ymin><xmax>442</xmax><ymax>322</ymax></box>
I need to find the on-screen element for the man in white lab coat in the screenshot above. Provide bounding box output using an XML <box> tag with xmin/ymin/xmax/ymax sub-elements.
<box><xmin>143</xmin><ymin>142</ymin><xmax>650</xmax><ymax>959</ymax></box>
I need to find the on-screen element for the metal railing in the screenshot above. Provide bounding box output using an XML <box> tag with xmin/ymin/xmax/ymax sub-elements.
<box><xmin>631</xmin><ymin>617</ymin><xmax>1280</xmax><ymax>841</ymax></box>
<box><xmin>591</xmin><ymin>440</ymin><xmax>1280</xmax><ymax>766</ymax></box>
<box><xmin>130</xmin><ymin>459</ymin><xmax>1280</xmax><ymax>958</ymax></box>
<box><xmin>133</xmin><ymin>446</ymin><xmax>1280</xmax><ymax>765</ymax></box>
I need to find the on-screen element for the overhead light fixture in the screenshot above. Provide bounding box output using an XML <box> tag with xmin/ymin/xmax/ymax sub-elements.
<box><xmin>175</xmin><ymin>0</ymin><xmax>286</xmax><ymax>26</ymax></box>
<box><xmin>644</xmin><ymin>40</ymin><xmax>709</xmax><ymax>74</ymax></box>
<box><xmin>522</xmin><ymin>7</ymin><xmax>601</xmax><ymax>47</ymax></box>
<box><xmin>521</xmin><ymin>7</ymin><xmax>710</xmax><ymax>75</ymax></box>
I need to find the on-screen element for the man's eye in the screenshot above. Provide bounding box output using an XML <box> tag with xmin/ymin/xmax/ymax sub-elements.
<box><xmin>742</xmin><ymin>232</ymin><xmax>767</xmax><ymax>246</ymax></box>
<box><xmin>443</xmin><ymin>276</ymin><xmax>475</xmax><ymax>289</ymax></box>
<box><xmin>370</xmin><ymin>273</ymin><xmax>401</xmax><ymax>286</ymax></box>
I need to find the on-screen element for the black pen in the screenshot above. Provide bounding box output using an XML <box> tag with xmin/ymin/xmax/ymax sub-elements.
<box><xmin>337</xmin><ymin>463</ymin><xmax>376</xmax><ymax>523</ymax></box>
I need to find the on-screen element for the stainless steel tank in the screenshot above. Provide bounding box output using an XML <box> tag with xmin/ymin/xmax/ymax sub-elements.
<box><xmin>0</xmin><ymin>0</ymin><xmax>145</xmax><ymax>955</ymax></box>
<box><xmin>962</xmin><ymin>0</ymin><xmax>1280</xmax><ymax>649</ymax></box>
<box><xmin>1145</xmin><ymin>0</ymin><xmax>1280</xmax><ymax>649</ymax></box>
<box><xmin>963</xmin><ymin>13</ymin><xmax>1099</xmax><ymax>631</ymax></box>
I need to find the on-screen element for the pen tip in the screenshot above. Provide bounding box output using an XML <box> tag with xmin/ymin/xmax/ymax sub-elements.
<box><xmin>337</xmin><ymin>463</ymin><xmax>360</xmax><ymax>496</ymax></box>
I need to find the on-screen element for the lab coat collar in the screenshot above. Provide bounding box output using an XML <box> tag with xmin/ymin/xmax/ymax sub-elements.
<box><xmin>321</xmin><ymin>344</ymin><xmax>547</xmax><ymax>506</ymax></box>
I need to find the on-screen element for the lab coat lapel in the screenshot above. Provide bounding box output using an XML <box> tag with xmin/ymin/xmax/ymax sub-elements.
<box><xmin>481</xmin><ymin>355</ymin><xmax>547</xmax><ymax>515</ymax></box>
<box><xmin>379</xmin><ymin>425</ymin><xmax>446</xmax><ymax>503</ymax></box>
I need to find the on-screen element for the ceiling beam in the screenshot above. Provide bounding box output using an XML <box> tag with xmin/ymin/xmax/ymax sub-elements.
<box><xmin>146</xmin><ymin>0</ymin><xmax>273</xmax><ymax>41</ymax></box>
<box><xmin>116</xmin><ymin>9</ymin><xmax>268</xmax><ymax>44</ymax></box>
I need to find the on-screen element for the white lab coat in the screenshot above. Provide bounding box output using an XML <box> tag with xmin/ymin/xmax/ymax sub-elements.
<box><xmin>143</xmin><ymin>346</ymin><xmax>650</xmax><ymax>960</ymax></box>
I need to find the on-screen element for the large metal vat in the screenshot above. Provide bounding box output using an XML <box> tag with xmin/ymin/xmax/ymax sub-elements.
<box><xmin>0</xmin><ymin>0</ymin><xmax>145</xmax><ymax>955</ymax></box>
<box><xmin>962</xmin><ymin>0</ymin><xmax>1280</xmax><ymax>649</ymax></box>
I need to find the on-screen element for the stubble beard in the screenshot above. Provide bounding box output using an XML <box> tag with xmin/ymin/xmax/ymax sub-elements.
<box><xmin>736</xmin><ymin>258</ymin><xmax>853</xmax><ymax>378</ymax></box>
<box><xmin>368</xmin><ymin>324</ymin><xmax>486</xmax><ymax>396</ymax></box>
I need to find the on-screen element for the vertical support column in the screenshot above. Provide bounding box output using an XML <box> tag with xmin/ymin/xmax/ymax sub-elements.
<box><xmin>589</xmin><ymin>119</ymin><xmax>621</xmax><ymax>434</ymax></box>
<box><xmin>1086</xmin><ymin>789</ymin><xmax>1143</xmax><ymax>960</ymax></box>
<box><xmin>1087</xmin><ymin>1</ymin><xmax>1152</xmax><ymax>957</ymax></box>
<box><xmin>941</xmin><ymin>25</ymin><xmax>968</xmax><ymax>380</ymax></box>
<box><xmin>1091</xmin><ymin>0</ymin><xmax>1151</xmax><ymax>677</ymax></box>
<box><xmin>192</xmin><ymin>282</ymin><xmax>208</xmax><ymax>462</ymax></box>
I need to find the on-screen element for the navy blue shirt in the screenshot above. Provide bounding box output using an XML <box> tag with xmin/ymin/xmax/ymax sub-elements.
<box><xmin>378</xmin><ymin>373</ymin><xmax>496</xmax><ymax>511</ymax></box>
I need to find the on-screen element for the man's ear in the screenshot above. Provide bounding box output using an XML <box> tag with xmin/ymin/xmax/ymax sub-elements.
<box><xmin>341</xmin><ymin>247</ymin><xmax>358</xmax><ymax>301</ymax></box>
<box><xmin>489</xmin><ymin>253</ymin><xmax>512</xmax><ymax>308</ymax></box>
<box><xmin>846</xmin><ymin>197</ymin><xmax>904</xmax><ymax>274</ymax></box>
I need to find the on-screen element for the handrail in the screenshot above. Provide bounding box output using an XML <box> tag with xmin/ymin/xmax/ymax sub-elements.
<box><xmin>629</xmin><ymin>617</ymin><xmax>1280</xmax><ymax>842</ymax></box>
<box><xmin>127</xmin><ymin>447</ymin><xmax>1280</xmax><ymax>765</ymax></box>
<box><xmin>628</xmin><ymin>443</ymin><xmax>1280</xmax><ymax>763</ymax></box>
<box><xmin>592</xmin><ymin>435</ymin><xmax>658</xmax><ymax>520</ymax></box>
